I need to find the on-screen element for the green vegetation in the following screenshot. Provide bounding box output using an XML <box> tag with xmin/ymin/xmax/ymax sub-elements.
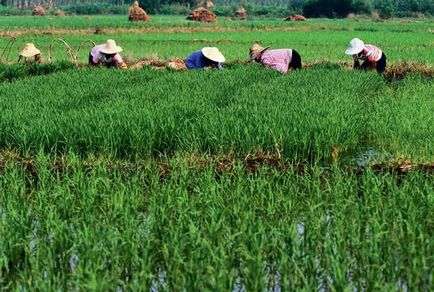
<box><xmin>0</xmin><ymin>66</ymin><xmax>433</xmax><ymax>161</ymax></box>
<box><xmin>1</xmin><ymin>14</ymin><xmax>433</xmax><ymax>31</ymax></box>
<box><xmin>1</xmin><ymin>155</ymin><xmax>433</xmax><ymax>290</ymax></box>
<box><xmin>1</xmin><ymin>0</ymin><xmax>434</xmax><ymax>17</ymax></box>
<box><xmin>0</xmin><ymin>62</ymin><xmax>74</xmax><ymax>82</ymax></box>
<box><xmin>0</xmin><ymin>16</ymin><xmax>433</xmax><ymax>290</ymax></box>
<box><xmin>0</xmin><ymin>17</ymin><xmax>433</xmax><ymax>64</ymax></box>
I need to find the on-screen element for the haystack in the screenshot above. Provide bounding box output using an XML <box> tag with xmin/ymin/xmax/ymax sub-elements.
<box><xmin>55</xmin><ymin>9</ymin><xmax>66</xmax><ymax>16</ymax></box>
<box><xmin>235</xmin><ymin>6</ymin><xmax>247</xmax><ymax>19</ymax></box>
<box><xmin>284</xmin><ymin>14</ymin><xmax>307</xmax><ymax>21</ymax></box>
<box><xmin>32</xmin><ymin>4</ymin><xmax>46</xmax><ymax>16</ymax></box>
<box><xmin>187</xmin><ymin>7</ymin><xmax>217</xmax><ymax>23</ymax></box>
<box><xmin>128</xmin><ymin>1</ymin><xmax>151</xmax><ymax>22</ymax></box>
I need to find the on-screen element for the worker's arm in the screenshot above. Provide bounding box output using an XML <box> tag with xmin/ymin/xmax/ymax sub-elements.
<box><xmin>113</xmin><ymin>54</ymin><xmax>126</xmax><ymax>69</ymax></box>
<box><xmin>353</xmin><ymin>55</ymin><xmax>361</xmax><ymax>69</ymax></box>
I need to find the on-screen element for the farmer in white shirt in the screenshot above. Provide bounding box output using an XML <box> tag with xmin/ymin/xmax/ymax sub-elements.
<box><xmin>89</xmin><ymin>39</ymin><xmax>126</xmax><ymax>68</ymax></box>
<box><xmin>345</xmin><ymin>38</ymin><xmax>387</xmax><ymax>74</ymax></box>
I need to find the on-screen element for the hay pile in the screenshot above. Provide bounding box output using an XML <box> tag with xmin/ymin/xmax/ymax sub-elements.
<box><xmin>284</xmin><ymin>14</ymin><xmax>307</xmax><ymax>21</ymax></box>
<box><xmin>371</xmin><ymin>161</ymin><xmax>434</xmax><ymax>175</ymax></box>
<box><xmin>32</xmin><ymin>5</ymin><xmax>46</xmax><ymax>16</ymax></box>
<box><xmin>384</xmin><ymin>62</ymin><xmax>434</xmax><ymax>81</ymax></box>
<box><xmin>235</xmin><ymin>7</ymin><xmax>247</xmax><ymax>19</ymax></box>
<box><xmin>128</xmin><ymin>57</ymin><xmax>187</xmax><ymax>71</ymax></box>
<box><xmin>128</xmin><ymin>1</ymin><xmax>151</xmax><ymax>22</ymax></box>
<box><xmin>166</xmin><ymin>59</ymin><xmax>187</xmax><ymax>71</ymax></box>
<box><xmin>55</xmin><ymin>9</ymin><xmax>66</xmax><ymax>16</ymax></box>
<box><xmin>187</xmin><ymin>7</ymin><xmax>217</xmax><ymax>23</ymax></box>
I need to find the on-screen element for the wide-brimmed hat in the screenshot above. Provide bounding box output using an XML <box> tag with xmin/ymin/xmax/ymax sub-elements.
<box><xmin>19</xmin><ymin>43</ymin><xmax>41</xmax><ymax>58</ymax></box>
<box><xmin>100</xmin><ymin>39</ymin><xmax>123</xmax><ymax>54</ymax></box>
<box><xmin>249</xmin><ymin>43</ymin><xmax>269</xmax><ymax>61</ymax></box>
<box><xmin>345</xmin><ymin>38</ymin><xmax>365</xmax><ymax>55</ymax></box>
<box><xmin>201</xmin><ymin>47</ymin><xmax>225</xmax><ymax>63</ymax></box>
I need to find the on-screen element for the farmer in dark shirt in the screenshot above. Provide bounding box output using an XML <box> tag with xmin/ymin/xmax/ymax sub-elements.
<box><xmin>185</xmin><ymin>47</ymin><xmax>225</xmax><ymax>70</ymax></box>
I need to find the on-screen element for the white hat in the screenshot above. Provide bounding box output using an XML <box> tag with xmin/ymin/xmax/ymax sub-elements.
<box><xmin>19</xmin><ymin>43</ymin><xmax>41</xmax><ymax>58</ymax></box>
<box><xmin>201</xmin><ymin>47</ymin><xmax>225</xmax><ymax>63</ymax></box>
<box><xmin>345</xmin><ymin>38</ymin><xmax>365</xmax><ymax>55</ymax></box>
<box><xmin>100</xmin><ymin>39</ymin><xmax>123</xmax><ymax>54</ymax></box>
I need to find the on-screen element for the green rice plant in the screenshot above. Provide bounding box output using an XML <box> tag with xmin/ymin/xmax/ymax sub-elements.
<box><xmin>0</xmin><ymin>154</ymin><xmax>432</xmax><ymax>290</ymax></box>
<box><xmin>1</xmin><ymin>19</ymin><xmax>433</xmax><ymax>64</ymax></box>
<box><xmin>0</xmin><ymin>62</ymin><xmax>75</xmax><ymax>82</ymax></box>
<box><xmin>0</xmin><ymin>65</ymin><xmax>432</xmax><ymax>161</ymax></box>
<box><xmin>0</xmin><ymin>16</ymin><xmax>433</xmax><ymax>291</ymax></box>
<box><xmin>0</xmin><ymin>15</ymin><xmax>433</xmax><ymax>32</ymax></box>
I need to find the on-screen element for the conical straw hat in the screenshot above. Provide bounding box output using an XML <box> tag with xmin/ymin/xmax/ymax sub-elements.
<box><xmin>19</xmin><ymin>43</ymin><xmax>41</xmax><ymax>58</ymax></box>
<box><xmin>100</xmin><ymin>39</ymin><xmax>123</xmax><ymax>54</ymax></box>
<box><xmin>201</xmin><ymin>47</ymin><xmax>225</xmax><ymax>63</ymax></box>
<box><xmin>249</xmin><ymin>43</ymin><xmax>269</xmax><ymax>61</ymax></box>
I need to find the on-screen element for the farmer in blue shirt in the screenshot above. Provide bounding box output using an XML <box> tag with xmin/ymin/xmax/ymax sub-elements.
<box><xmin>185</xmin><ymin>47</ymin><xmax>225</xmax><ymax>70</ymax></box>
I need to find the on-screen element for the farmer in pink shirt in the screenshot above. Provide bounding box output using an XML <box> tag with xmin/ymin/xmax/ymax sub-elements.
<box><xmin>89</xmin><ymin>39</ymin><xmax>126</xmax><ymax>68</ymax></box>
<box><xmin>249</xmin><ymin>43</ymin><xmax>302</xmax><ymax>73</ymax></box>
<box><xmin>345</xmin><ymin>38</ymin><xmax>386</xmax><ymax>74</ymax></box>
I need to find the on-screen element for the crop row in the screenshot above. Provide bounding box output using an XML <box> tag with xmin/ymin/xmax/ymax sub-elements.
<box><xmin>0</xmin><ymin>154</ymin><xmax>433</xmax><ymax>290</ymax></box>
<box><xmin>1</xmin><ymin>16</ymin><xmax>433</xmax><ymax>31</ymax></box>
<box><xmin>1</xmin><ymin>19</ymin><xmax>433</xmax><ymax>63</ymax></box>
<box><xmin>0</xmin><ymin>65</ymin><xmax>432</xmax><ymax>162</ymax></box>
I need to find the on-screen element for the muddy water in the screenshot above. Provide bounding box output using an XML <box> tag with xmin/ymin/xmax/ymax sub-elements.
<box><xmin>342</xmin><ymin>147</ymin><xmax>391</xmax><ymax>167</ymax></box>
<box><xmin>150</xmin><ymin>268</ymin><xmax>167</xmax><ymax>292</ymax></box>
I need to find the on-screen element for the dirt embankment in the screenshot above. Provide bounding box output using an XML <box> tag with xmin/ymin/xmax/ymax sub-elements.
<box><xmin>0</xmin><ymin>25</ymin><xmax>323</xmax><ymax>38</ymax></box>
<box><xmin>1</xmin><ymin>150</ymin><xmax>433</xmax><ymax>184</ymax></box>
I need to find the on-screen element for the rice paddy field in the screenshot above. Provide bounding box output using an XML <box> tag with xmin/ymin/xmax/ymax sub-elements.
<box><xmin>0</xmin><ymin>15</ymin><xmax>433</xmax><ymax>290</ymax></box>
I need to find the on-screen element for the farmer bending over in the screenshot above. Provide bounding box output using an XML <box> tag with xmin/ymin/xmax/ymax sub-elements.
<box><xmin>18</xmin><ymin>43</ymin><xmax>43</xmax><ymax>64</ymax></box>
<box><xmin>185</xmin><ymin>47</ymin><xmax>225</xmax><ymax>70</ymax></box>
<box><xmin>345</xmin><ymin>38</ymin><xmax>386</xmax><ymax>74</ymax></box>
<box><xmin>89</xmin><ymin>39</ymin><xmax>126</xmax><ymax>69</ymax></box>
<box><xmin>249</xmin><ymin>43</ymin><xmax>302</xmax><ymax>73</ymax></box>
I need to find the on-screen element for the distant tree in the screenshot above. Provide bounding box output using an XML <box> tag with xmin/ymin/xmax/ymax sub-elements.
<box><xmin>288</xmin><ymin>0</ymin><xmax>304</xmax><ymax>13</ymax></box>
<box><xmin>0</xmin><ymin>0</ymin><xmax>433</xmax><ymax>17</ymax></box>
<box><xmin>303</xmin><ymin>0</ymin><xmax>353</xmax><ymax>17</ymax></box>
<box><xmin>373</xmin><ymin>0</ymin><xmax>395</xmax><ymax>17</ymax></box>
<box><xmin>352</xmin><ymin>0</ymin><xmax>373</xmax><ymax>15</ymax></box>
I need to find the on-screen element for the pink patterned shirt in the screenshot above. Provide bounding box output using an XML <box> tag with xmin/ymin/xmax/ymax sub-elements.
<box><xmin>355</xmin><ymin>45</ymin><xmax>382</xmax><ymax>62</ymax></box>
<box><xmin>260</xmin><ymin>49</ymin><xmax>293</xmax><ymax>74</ymax></box>
<box><xmin>91</xmin><ymin>44</ymin><xmax>123</xmax><ymax>65</ymax></box>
